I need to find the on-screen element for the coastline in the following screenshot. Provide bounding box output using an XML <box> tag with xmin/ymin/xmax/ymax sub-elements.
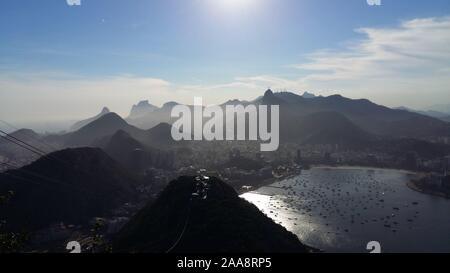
<box><xmin>308</xmin><ymin>165</ymin><xmax>450</xmax><ymax>201</ymax></box>
<box><xmin>238</xmin><ymin>164</ymin><xmax>427</xmax><ymax>195</ymax></box>
<box><xmin>311</xmin><ymin>164</ymin><xmax>420</xmax><ymax>175</ymax></box>
<box><xmin>236</xmin><ymin>170</ymin><xmax>302</xmax><ymax>195</ymax></box>
<box><xmin>407</xmin><ymin>179</ymin><xmax>450</xmax><ymax>200</ymax></box>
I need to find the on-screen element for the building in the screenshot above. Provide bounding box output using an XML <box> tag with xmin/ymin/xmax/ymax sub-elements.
<box><xmin>442</xmin><ymin>156</ymin><xmax>450</xmax><ymax>175</ymax></box>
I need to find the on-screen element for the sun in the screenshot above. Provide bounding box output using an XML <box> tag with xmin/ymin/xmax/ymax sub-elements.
<box><xmin>210</xmin><ymin>0</ymin><xmax>258</xmax><ymax>12</ymax></box>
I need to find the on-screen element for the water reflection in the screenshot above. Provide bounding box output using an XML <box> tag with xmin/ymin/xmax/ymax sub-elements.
<box><xmin>241</xmin><ymin>167</ymin><xmax>450</xmax><ymax>253</ymax></box>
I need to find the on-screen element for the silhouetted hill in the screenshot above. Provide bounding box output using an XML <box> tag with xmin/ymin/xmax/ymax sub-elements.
<box><xmin>395</xmin><ymin>106</ymin><xmax>449</xmax><ymax>119</ymax></box>
<box><xmin>0</xmin><ymin>129</ymin><xmax>53</xmax><ymax>162</ymax></box>
<box><xmin>255</xmin><ymin>91</ymin><xmax>450</xmax><ymax>140</ymax></box>
<box><xmin>126</xmin><ymin>102</ymin><xmax>180</xmax><ymax>130</ymax></box>
<box><xmin>70</xmin><ymin>107</ymin><xmax>110</xmax><ymax>131</ymax></box>
<box><xmin>104</xmin><ymin>130</ymin><xmax>145</xmax><ymax>155</ymax></box>
<box><xmin>113</xmin><ymin>176</ymin><xmax>312</xmax><ymax>253</ymax></box>
<box><xmin>65</xmin><ymin>113</ymin><xmax>141</xmax><ymax>146</ymax></box>
<box><xmin>296</xmin><ymin>112</ymin><xmax>374</xmax><ymax>147</ymax></box>
<box><xmin>103</xmin><ymin>130</ymin><xmax>174</xmax><ymax>171</ymax></box>
<box><xmin>9</xmin><ymin>129</ymin><xmax>40</xmax><ymax>141</ymax></box>
<box><xmin>302</xmin><ymin>91</ymin><xmax>316</xmax><ymax>99</ymax></box>
<box><xmin>0</xmin><ymin>129</ymin><xmax>40</xmax><ymax>146</ymax></box>
<box><xmin>141</xmin><ymin>123</ymin><xmax>177</xmax><ymax>147</ymax></box>
<box><xmin>0</xmin><ymin>147</ymin><xmax>138</xmax><ymax>230</ymax></box>
<box><xmin>260</xmin><ymin>89</ymin><xmax>287</xmax><ymax>105</ymax></box>
<box><xmin>122</xmin><ymin>90</ymin><xmax>450</xmax><ymax>141</ymax></box>
<box><xmin>221</xmin><ymin>99</ymin><xmax>250</xmax><ymax>106</ymax></box>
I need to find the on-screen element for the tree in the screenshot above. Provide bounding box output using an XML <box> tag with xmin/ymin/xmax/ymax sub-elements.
<box><xmin>0</xmin><ymin>191</ymin><xmax>28</xmax><ymax>253</ymax></box>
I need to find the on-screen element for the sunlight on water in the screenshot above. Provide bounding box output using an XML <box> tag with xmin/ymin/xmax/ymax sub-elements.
<box><xmin>241</xmin><ymin>167</ymin><xmax>450</xmax><ymax>253</ymax></box>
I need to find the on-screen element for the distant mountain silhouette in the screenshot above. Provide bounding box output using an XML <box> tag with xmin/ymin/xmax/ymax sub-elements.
<box><xmin>394</xmin><ymin>106</ymin><xmax>449</xmax><ymax>120</ymax></box>
<box><xmin>0</xmin><ymin>129</ymin><xmax>54</xmax><ymax>163</ymax></box>
<box><xmin>253</xmin><ymin>91</ymin><xmax>450</xmax><ymax>140</ymax></box>
<box><xmin>102</xmin><ymin>130</ymin><xmax>148</xmax><ymax>171</ymax></box>
<box><xmin>128</xmin><ymin>100</ymin><xmax>158</xmax><ymax>120</ymax></box>
<box><xmin>425</xmin><ymin>104</ymin><xmax>450</xmax><ymax>115</ymax></box>
<box><xmin>294</xmin><ymin>112</ymin><xmax>374</xmax><ymax>147</ymax></box>
<box><xmin>113</xmin><ymin>176</ymin><xmax>312</xmax><ymax>253</ymax></box>
<box><xmin>126</xmin><ymin>102</ymin><xmax>180</xmax><ymax>130</ymax></box>
<box><xmin>121</xmin><ymin>90</ymin><xmax>450</xmax><ymax>141</ymax></box>
<box><xmin>0</xmin><ymin>147</ymin><xmax>138</xmax><ymax>230</ymax></box>
<box><xmin>70</xmin><ymin>107</ymin><xmax>110</xmax><ymax>132</ymax></box>
<box><xmin>141</xmin><ymin>123</ymin><xmax>177</xmax><ymax>147</ymax></box>
<box><xmin>65</xmin><ymin>112</ymin><xmax>141</xmax><ymax>147</ymax></box>
<box><xmin>302</xmin><ymin>91</ymin><xmax>316</xmax><ymax>99</ymax></box>
<box><xmin>40</xmin><ymin>89</ymin><xmax>449</xmax><ymax>153</ymax></box>
<box><xmin>0</xmin><ymin>129</ymin><xmax>40</xmax><ymax>146</ymax></box>
<box><xmin>162</xmin><ymin>101</ymin><xmax>180</xmax><ymax>109</ymax></box>
<box><xmin>221</xmin><ymin>99</ymin><xmax>250</xmax><ymax>106</ymax></box>
<box><xmin>259</xmin><ymin>89</ymin><xmax>287</xmax><ymax>105</ymax></box>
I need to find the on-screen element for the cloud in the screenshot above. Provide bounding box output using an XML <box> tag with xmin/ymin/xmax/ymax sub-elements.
<box><xmin>0</xmin><ymin>72</ymin><xmax>172</xmax><ymax>121</ymax></box>
<box><xmin>1</xmin><ymin>16</ymin><xmax>450</xmax><ymax>124</ymax></box>
<box><xmin>294</xmin><ymin>16</ymin><xmax>450</xmax><ymax>80</ymax></box>
<box><xmin>287</xmin><ymin>16</ymin><xmax>450</xmax><ymax>107</ymax></box>
<box><xmin>181</xmin><ymin>16</ymin><xmax>450</xmax><ymax>108</ymax></box>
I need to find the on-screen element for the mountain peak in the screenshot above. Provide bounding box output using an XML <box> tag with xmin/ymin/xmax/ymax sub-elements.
<box><xmin>223</xmin><ymin>99</ymin><xmax>245</xmax><ymax>106</ymax></box>
<box><xmin>264</xmin><ymin>88</ymin><xmax>274</xmax><ymax>97</ymax></box>
<box><xmin>113</xmin><ymin>176</ymin><xmax>312</xmax><ymax>253</ymax></box>
<box><xmin>87</xmin><ymin>112</ymin><xmax>133</xmax><ymax>130</ymax></box>
<box><xmin>260</xmin><ymin>89</ymin><xmax>285</xmax><ymax>105</ymax></box>
<box><xmin>101</xmin><ymin>107</ymin><xmax>110</xmax><ymax>114</ymax></box>
<box><xmin>137</xmin><ymin>100</ymin><xmax>151</xmax><ymax>106</ymax></box>
<box><xmin>66</xmin><ymin>112</ymin><xmax>136</xmax><ymax>146</ymax></box>
<box><xmin>129</xmin><ymin>100</ymin><xmax>158</xmax><ymax>119</ymax></box>
<box><xmin>162</xmin><ymin>101</ymin><xmax>179</xmax><ymax>109</ymax></box>
<box><xmin>96</xmin><ymin>112</ymin><xmax>126</xmax><ymax>123</ymax></box>
<box><xmin>302</xmin><ymin>91</ymin><xmax>316</xmax><ymax>99</ymax></box>
<box><xmin>328</xmin><ymin>94</ymin><xmax>343</xmax><ymax>98</ymax></box>
<box><xmin>70</xmin><ymin>107</ymin><xmax>112</xmax><ymax>131</ymax></box>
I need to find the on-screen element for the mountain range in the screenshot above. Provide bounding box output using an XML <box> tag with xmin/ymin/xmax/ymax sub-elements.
<box><xmin>69</xmin><ymin>107</ymin><xmax>110</xmax><ymax>132</ymax></box>
<box><xmin>128</xmin><ymin>100</ymin><xmax>158</xmax><ymax>120</ymax></box>
<box><xmin>2</xmin><ymin>89</ymin><xmax>449</xmax><ymax>168</ymax></box>
<box><xmin>394</xmin><ymin>106</ymin><xmax>450</xmax><ymax>122</ymax></box>
<box><xmin>117</xmin><ymin>89</ymin><xmax>450</xmax><ymax>140</ymax></box>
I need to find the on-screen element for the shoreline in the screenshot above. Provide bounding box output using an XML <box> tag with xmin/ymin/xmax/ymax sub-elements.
<box><xmin>407</xmin><ymin>179</ymin><xmax>450</xmax><ymax>200</ymax></box>
<box><xmin>311</xmin><ymin>164</ymin><xmax>420</xmax><ymax>175</ymax></box>
<box><xmin>236</xmin><ymin>170</ymin><xmax>302</xmax><ymax>195</ymax></box>
<box><xmin>239</xmin><ymin>164</ymin><xmax>426</xmax><ymax>196</ymax></box>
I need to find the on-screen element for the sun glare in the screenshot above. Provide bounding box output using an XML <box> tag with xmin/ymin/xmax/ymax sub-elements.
<box><xmin>210</xmin><ymin>0</ymin><xmax>259</xmax><ymax>13</ymax></box>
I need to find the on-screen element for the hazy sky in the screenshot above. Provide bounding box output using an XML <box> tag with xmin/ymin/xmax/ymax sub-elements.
<box><xmin>1</xmin><ymin>0</ymin><xmax>450</xmax><ymax>123</ymax></box>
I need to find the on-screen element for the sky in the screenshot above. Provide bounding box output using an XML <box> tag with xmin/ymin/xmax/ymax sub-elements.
<box><xmin>0</xmin><ymin>0</ymin><xmax>450</xmax><ymax>125</ymax></box>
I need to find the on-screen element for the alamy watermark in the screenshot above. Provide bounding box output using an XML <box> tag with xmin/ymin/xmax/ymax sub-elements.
<box><xmin>171</xmin><ymin>97</ymin><xmax>280</xmax><ymax>152</ymax></box>
<box><xmin>66</xmin><ymin>0</ymin><xmax>81</xmax><ymax>6</ymax></box>
<box><xmin>367</xmin><ymin>0</ymin><xmax>382</xmax><ymax>6</ymax></box>
<box><xmin>66</xmin><ymin>0</ymin><xmax>380</xmax><ymax>7</ymax></box>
